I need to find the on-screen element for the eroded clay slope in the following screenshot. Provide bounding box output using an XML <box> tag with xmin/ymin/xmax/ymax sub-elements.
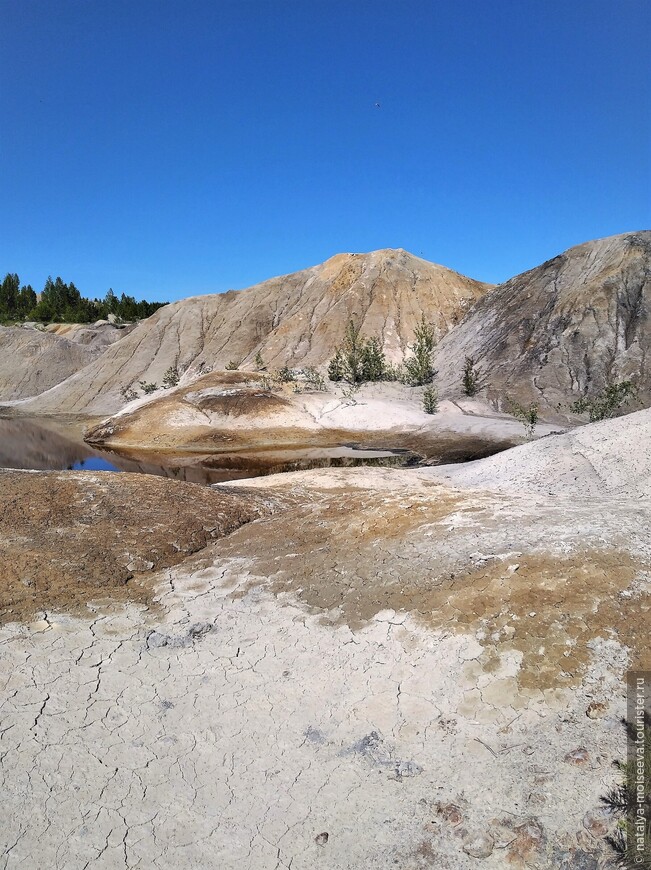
<box><xmin>0</xmin><ymin>327</ymin><xmax>103</xmax><ymax>401</ymax></box>
<box><xmin>434</xmin><ymin>231</ymin><xmax>651</xmax><ymax>415</ymax></box>
<box><xmin>433</xmin><ymin>404</ymin><xmax>651</xmax><ymax>498</ymax></box>
<box><xmin>24</xmin><ymin>249</ymin><xmax>491</xmax><ymax>415</ymax></box>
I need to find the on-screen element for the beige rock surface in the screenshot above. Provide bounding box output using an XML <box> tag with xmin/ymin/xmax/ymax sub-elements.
<box><xmin>23</xmin><ymin>249</ymin><xmax>490</xmax><ymax>415</ymax></box>
<box><xmin>434</xmin><ymin>231</ymin><xmax>651</xmax><ymax>416</ymax></box>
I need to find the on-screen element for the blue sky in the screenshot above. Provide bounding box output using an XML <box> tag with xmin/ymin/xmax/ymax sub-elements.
<box><xmin>1</xmin><ymin>0</ymin><xmax>649</xmax><ymax>301</ymax></box>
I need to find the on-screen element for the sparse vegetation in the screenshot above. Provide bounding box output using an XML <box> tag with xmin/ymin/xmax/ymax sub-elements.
<box><xmin>602</xmin><ymin>713</ymin><xmax>651</xmax><ymax>867</ymax></box>
<box><xmin>422</xmin><ymin>385</ymin><xmax>438</xmax><ymax>414</ymax></box>
<box><xmin>162</xmin><ymin>367</ymin><xmax>180</xmax><ymax>388</ymax></box>
<box><xmin>341</xmin><ymin>382</ymin><xmax>361</xmax><ymax>404</ymax></box>
<box><xmin>403</xmin><ymin>316</ymin><xmax>437</xmax><ymax>386</ymax></box>
<box><xmin>276</xmin><ymin>366</ymin><xmax>296</xmax><ymax>383</ymax></box>
<box><xmin>508</xmin><ymin>398</ymin><xmax>539</xmax><ymax>438</ymax></box>
<box><xmin>225</xmin><ymin>360</ymin><xmax>240</xmax><ymax>371</ymax></box>
<box><xmin>571</xmin><ymin>380</ymin><xmax>638</xmax><ymax>422</ymax></box>
<box><xmin>138</xmin><ymin>381</ymin><xmax>158</xmax><ymax>395</ymax></box>
<box><xmin>462</xmin><ymin>356</ymin><xmax>486</xmax><ymax>397</ymax></box>
<box><xmin>303</xmin><ymin>366</ymin><xmax>327</xmax><ymax>392</ymax></box>
<box><xmin>121</xmin><ymin>386</ymin><xmax>138</xmax><ymax>402</ymax></box>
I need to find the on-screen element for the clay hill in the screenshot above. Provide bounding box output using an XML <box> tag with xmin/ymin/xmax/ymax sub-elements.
<box><xmin>434</xmin><ymin>231</ymin><xmax>651</xmax><ymax>415</ymax></box>
<box><xmin>0</xmin><ymin>322</ymin><xmax>130</xmax><ymax>402</ymax></box>
<box><xmin>21</xmin><ymin>249</ymin><xmax>491</xmax><ymax>415</ymax></box>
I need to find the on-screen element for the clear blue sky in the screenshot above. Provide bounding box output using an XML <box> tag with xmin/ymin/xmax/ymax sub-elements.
<box><xmin>1</xmin><ymin>0</ymin><xmax>649</xmax><ymax>301</ymax></box>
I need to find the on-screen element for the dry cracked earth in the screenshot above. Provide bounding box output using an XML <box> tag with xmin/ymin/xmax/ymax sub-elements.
<box><xmin>0</xmin><ymin>466</ymin><xmax>647</xmax><ymax>869</ymax></box>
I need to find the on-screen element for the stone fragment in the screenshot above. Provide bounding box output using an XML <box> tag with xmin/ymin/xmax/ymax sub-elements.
<box><xmin>462</xmin><ymin>833</ymin><xmax>494</xmax><ymax>858</ymax></box>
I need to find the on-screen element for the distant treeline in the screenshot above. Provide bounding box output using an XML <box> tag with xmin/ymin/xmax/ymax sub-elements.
<box><xmin>0</xmin><ymin>273</ymin><xmax>167</xmax><ymax>324</ymax></box>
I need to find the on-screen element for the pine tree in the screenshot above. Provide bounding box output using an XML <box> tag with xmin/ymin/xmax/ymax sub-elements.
<box><xmin>403</xmin><ymin>316</ymin><xmax>437</xmax><ymax>386</ymax></box>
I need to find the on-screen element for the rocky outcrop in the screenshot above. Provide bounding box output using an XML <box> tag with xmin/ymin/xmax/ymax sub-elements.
<box><xmin>434</xmin><ymin>231</ymin><xmax>651</xmax><ymax>416</ymax></box>
<box><xmin>24</xmin><ymin>249</ymin><xmax>491</xmax><ymax>415</ymax></box>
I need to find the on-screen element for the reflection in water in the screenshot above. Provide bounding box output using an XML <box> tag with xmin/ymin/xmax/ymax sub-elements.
<box><xmin>0</xmin><ymin>416</ymin><xmax>421</xmax><ymax>485</ymax></box>
<box><xmin>72</xmin><ymin>456</ymin><xmax>120</xmax><ymax>472</ymax></box>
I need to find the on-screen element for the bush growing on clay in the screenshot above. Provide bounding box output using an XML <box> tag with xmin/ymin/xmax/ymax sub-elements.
<box><xmin>276</xmin><ymin>366</ymin><xmax>296</xmax><ymax>383</ymax></box>
<box><xmin>571</xmin><ymin>380</ymin><xmax>638</xmax><ymax>422</ymax></box>
<box><xmin>225</xmin><ymin>360</ymin><xmax>240</xmax><ymax>371</ymax></box>
<box><xmin>422</xmin><ymin>385</ymin><xmax>438</xmax><ymax>414</ymax></box>
<box><xmin>254</xmin><ymin>351</ymin><xmax>266</xmax><ymax>371</ymax></box>
<box><xmin>403</xmin><ymin>316</ymin><xmax>437</xmax><ymax>386</ymax></box>
<box><xmin>302</xmin><ymin>366</ymin><xmax>327</xmax><ymax>392</ymax></box>
<box><xmin>138</xmin><ymin>381</ymin><xmax>159</xmax><ymax>394</ymax></box>
<box><xmin>121</xmin><ymin>385</ymin><xmax>138</xmax><ymax>402</ymax></box>
<box><xmin>462</xmin><ymin>356</ymin><xmax>486</xmax><ymax>397</ymax></box>
<box><xmin>508</xmin><ymin>398</ymin><xmax>539</xmax><ymax>438</ymax></box>
<box><xmin>162</xmin><ymin>367</ymin><xmax>180</xmax><ymax>388</ymax></box>
<box><xmin>327</xmin><ymin>349</ymin><xmax>345</xmax><ymax>382</ymax></box>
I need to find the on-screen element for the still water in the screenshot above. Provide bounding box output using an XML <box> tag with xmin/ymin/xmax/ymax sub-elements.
<box><xmin>0</xmin><ymin>416</ymin><xmax>420</xmax><ymax>485</ymax></box>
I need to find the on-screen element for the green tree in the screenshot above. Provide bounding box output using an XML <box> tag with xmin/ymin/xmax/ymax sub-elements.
<box><xmin>0</xmin><ymin>273</ymin><xmax>19</xmax><ymax>318</ymax></box>
<box><xmin>423</xmin><ymin>385</ymin><xmax>438</xmax><ymax>414</ymax></box>
<box><xmin>328</xmin><ymin>348</ymin><xmax>344</xmax><ymax>382</ymax></box>
<box><xmin>403</xmin><ymin>316</ymin><xmax>437</xmax><ymax>386</ymax></box>
<box><xmin>361</xmin><ymin>336</ymin><xmax>387</xmax><ymax>382</ymax></box>
<box><xmin>462</xmin><ymin>356</ymin><xmax>485</xmax><ymax>396</ymax></box>
<box><xmin>571</xmin><ymin>381</ymin><xmax>637</xmax><ymax>422</ymax></box>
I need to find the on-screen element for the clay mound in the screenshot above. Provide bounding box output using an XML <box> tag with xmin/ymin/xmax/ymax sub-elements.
<box><xmin>0</xmin><ymin>326</ymin><xmax>105</xmax><ymax>401</ymax></box>
<box><xmin>433</xmin><ymin>406</ymin><xmax>651</xmax><ymax>498</ymax></box>
<box><xmin>84</xmin><ymin>371</ymin><xmax>321</xmax><ymax>449</ymax></box>
<box><xmin>44</xmin><ymin>320</ymin><xmax>135</xmax><ymax>347</ymax></box>
<box><xmin>24</xmin><ymin>249</ymin><xmax>491</xmax><ymax>415</ymax></box>
<box><xmin>434</xmin><ymin>231</ymin><xmax>651</xmax><ymax>416</ymax></box>
<box><xmin>0</xmin><ymin>469</ymin><xmax>275</xmax><ymax>624</ymax></box>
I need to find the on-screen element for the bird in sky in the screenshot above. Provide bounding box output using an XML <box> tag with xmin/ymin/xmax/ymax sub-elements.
<box><xmin>374</xmin><ymin>102</ymin><xmax>381</xmax><ymax>108</ymax></box>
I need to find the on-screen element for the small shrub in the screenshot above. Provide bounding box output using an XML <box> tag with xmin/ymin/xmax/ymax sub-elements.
<box><xmin>571</xmin><ymin>380</ymin><xmax>638</xmax><ymax>422</ymax></box>
<box><xmin>403</xmin><ymin>316</ymin><xmax>437</xmax><ymax>386</ymax></box>
<box><xmin>462</xmin><ymin>356</ymin><xmax>486</xmax><ymax>397</ymax></box>
<box><xmin>382</xmin><ymin>362</ymin><xmax>404</xmax><ymax>382</ymax></box>
<box><xmin>225</xmin><ymin>360</ymin><xmax>240</xmax><ymax>371</ymax></box>
<box><xmin>162</xmin><ymin>366</ymin><xmax>180</xmax><ymax>388</ymax></box>
<box><xmin>328</xmin><ymin>349</ymin><xmax>344</xmax><ymax>382</ymax></box>
<box><xmin>303</xmin><ymin>366</ymin><xmax>327</xmax><ymax>392</ymax></box>
<box><xmin>508</xmin><ymin>398</ymin><xmax>539</xmax><ymax>438</ymax></box>
<box><xmin>276</xmin><ymin>366</ymin><xmax>296</xmax><ymax>383</ymax></box>
<box><xmin>341</xmin><ymin>382</ymin><xmax>361</xmax><ymax>405</ymax></box>
<box><xmin>254</xmin><ymin>351</ymin><xmax>265</xmax><ymax>371</ymax></box>
<box><xmin>422</xmin><ymin>385</ymin><xmax>438</xmax><ymax>414</ymax></box>
<box><xmin>121</xmin><ymin>386</ymin><xmax>138</xmax><ymax>402</ymax></box>
<box><xmin>138</xmin><ymin>381</ymin><xmax>158</xmax><ymax>395</ymax></box>
<box><xmin>259</xmin><ymin>375</ymin><xmax>273</xmax><ymax>391</ymax></box>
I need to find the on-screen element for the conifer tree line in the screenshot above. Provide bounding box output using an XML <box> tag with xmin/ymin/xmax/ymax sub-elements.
<box><xmin>0</xmin><ymin>273</ymin><xmax>166</xmax><ymax>324</ymax></box>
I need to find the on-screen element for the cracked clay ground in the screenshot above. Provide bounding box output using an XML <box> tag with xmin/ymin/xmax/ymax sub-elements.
<box><xmin>1</xmin><ymin>467</ymin><xmax>648</xmax><ymax>868</ymax></box>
